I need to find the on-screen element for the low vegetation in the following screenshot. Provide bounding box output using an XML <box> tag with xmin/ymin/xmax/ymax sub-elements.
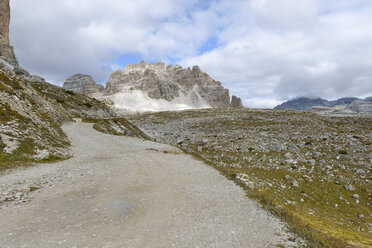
<box><xmin>0</xmin><ymin>69</ymin><xmax>115</xmax><ymax>171</ymax></box>
<box><xmin>129</xmin><ymin>108</ymin><xmax>372</xmax><ymax>248</ymax></box>
<box><xmin>82</xmin><ymin>117</ymin><xmax>152</xmax><ymax>140</ymax></box>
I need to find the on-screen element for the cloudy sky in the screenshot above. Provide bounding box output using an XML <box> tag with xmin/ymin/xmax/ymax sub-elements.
<box><xmin>10</xmin><ymin>0</ymin><xmax>372</xmax><ymax>108</ymax></box>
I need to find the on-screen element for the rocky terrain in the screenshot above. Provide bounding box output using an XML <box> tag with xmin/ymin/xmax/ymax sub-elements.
<box><xmin>129</xmin><ymin>109</ymin><xmax>372</xmax><ymax>247</ymax></box>
<box><xmin>63</xmin><ymin>61</ymin><xmax>243</xmax><ymax>111</ymax></box>
<box><xmin>275</xmin><ymin>97</ymin><xmax>372</xmax><ymax>113</ymax></box>
<box><xmin>0</xmin><ymin>122</ymin><xmax>307</xmax><ymax>248</ymax></box>
<box><xmin>0</xmin><ymin>0</ymin><xmax>17</xmax><ymax>67</ymax></box>
<box><xmin>63</xmin><ymin>74</ymin><xmax>104</xmax><ymax>96</ymax></box>
<box><xmin>0</xmin><ymin>0</ymin><xmax>145</xmax><ymax>170</ymax></box>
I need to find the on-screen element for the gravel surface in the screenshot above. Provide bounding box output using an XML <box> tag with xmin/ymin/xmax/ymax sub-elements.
<box><xmin>0</xmin><ymin>123</ymin><xmax>304</xmax><ymax>248</ymax></box>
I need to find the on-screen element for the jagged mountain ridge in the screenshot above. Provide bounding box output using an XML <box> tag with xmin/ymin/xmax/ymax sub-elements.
<box><xmin>275</xmin><ymin>96</ymin><xmax>372</xmax><ymax>112</ymax></box>
<box><xmin>63</xmin><ymin>60</ymin><xmax>243</xmax><ymax>111</ymax></box>
<box><xmin>64</xmin><ymin>74</ymin><xmax>104</xmax><ymax>96</ymax></box>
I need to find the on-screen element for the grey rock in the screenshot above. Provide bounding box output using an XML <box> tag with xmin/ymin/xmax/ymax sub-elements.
<box><xmin>352</xmin><ymin>194</ymin><xmax>359</xmax><ymax>199</ymax></box>
<box><xmin>355</xmin><ymin>169</ymin><xmax>365</xmax><ymax>174</ymax></box>
<box><xmin>314</xmin><ymin>152</ymin><xmax>322</xmax><ymax>158</ymax></box>
<box><xmin>347</xmin><ymin>100</ymin><xmax>372</xmax><ymax>113</ymax></box>
<box><xmin>0</xmin><ymin>0</ymin><xmax>18</xmax><ymax>66</ymax></box>
<box><xmin>344</xmin><ymin>184</ymin><xmax>355</xmax><ymax>191</ymax></box>
<box><xmin>284</xmin><ymin>152</ymin><xmax>292</xmax><ymax>158</ymax></box>
<box><xmin>231</xmin><ymin>95</ymin><xmax>243</xmax><ymax>108</ymax></box>
<box><xmin>104</xmin><ymin>61</ymin><xmax>233</xmax><ymax>108</ymax></box>
<box><xmin>270</xmin><ymin>144</ymin><xmax>286</xmax><ymax>153</ymax></box>
<box><xmin>63</xmin><ymin>74</ymin><xmax>104</xmax><ymax>97</ymax></box>
<box><xmin>291</xmin><ymin>180</ymin><xmax>299</xmax><ymax>187</ymax></box>
<box><xmin>202</xmin><ymin>138</ymin><xmax>209</xmax><ymax>146</ymax></box>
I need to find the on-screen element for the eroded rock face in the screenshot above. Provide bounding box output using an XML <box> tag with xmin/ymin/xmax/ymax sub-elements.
<box><xmin>63</xmin><ymin>74</ymin><xmax>104</xmax><ymax>97</ymax></box>
<box><xmin>0</xmin><ymin>0</ymin><xmax>18</xmax><ymax>66</ymax></box>
<box><xmin>347</xmin><ymin>100</ymin><xmax>372</xmax><ymax>113</ymax></box>
<box><xmin>231</xmin><ymin>95</ymin><xmax>243</xmax><ymax>108</ymax></box>
<box><xmin>105</xmin><ymin>61</ymin><xmax>232</xmax><ymax>108</ymax></box>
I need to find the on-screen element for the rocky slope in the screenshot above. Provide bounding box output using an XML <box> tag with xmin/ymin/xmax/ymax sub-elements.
<box><xmin>275</xmin><ymin>96</ymin><xmax>372</xmax><ymax>112</ymax></box>
<box><xmin>63</xmin><ymin>74</ymin><xmax>104</xmax><ymax>96</ymax></box>
<box><xmin>0</xmin><ymin>66</ymin><xmax>116</xmax><ymax>169</ymax></box>
<box><xmin>0</xmin><ymin>122</ymin><xmax>306</xmax><ymax>248</ymax></box>
<box><xmin>64</xmin><ymin>61</ymin><xmax>243</xmax><ymax>111</ymax></box>
<box><xmin>0</xmin><ymin>0</ymin><xmax>17</xmax><ymax>67</ymax></box>
<box><xmin>0</xmin><ymin>2</ymin><xmax>145</xmax><ymax>170</ymax></box>
<box><xmin>128</xmin><ymin>109</ymin><xmax>372</xmax><ymax>248</ymax></box>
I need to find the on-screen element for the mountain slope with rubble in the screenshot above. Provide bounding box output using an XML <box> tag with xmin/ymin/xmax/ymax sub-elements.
<box><xmin>63</xmin><ymin>61</ymin><xmax>243</xmax><ymax>112</ymax></box>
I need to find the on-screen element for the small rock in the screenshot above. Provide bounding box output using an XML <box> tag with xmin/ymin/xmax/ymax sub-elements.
<box><xmin>353</xmin><ymin>194</ymin><xmax>359</xmax><ymax>199</ymax></box>
<box><xmin>344</xmin><ymin>184</ymin><xmax>355</xmax><ymax>191</ymax></box>
<box><xmin>292</xmin><ymin>180</ymin><xmax>299</xmax><ymax>187</ymax></box>
<box><xmin>245</xmin><ymin>181</ymin><xmax>255</xmax><ymax>190</ymax></box>
<box><xmin>236</xmin><ymin>173</ymin><xmax>249</xmax><ymax>182</ymax></box>
<box><xmin>355</xmin><ymin>169</ymin><xmax>365</xmax><ymax>174</ymax></box>
<box><xmin>284</xmin><ymin>152</ymin><xmax>292</xmax><ymax>159</ymax></box>
<box><xmin>314</xmin><ymin>152</ymin><xmax>322</xmax><ymax>158</ymax></box>
<box><xmin>359</xmin><ymin>214</ymin><xmax>364</xmax><ymax>218</ymax></box>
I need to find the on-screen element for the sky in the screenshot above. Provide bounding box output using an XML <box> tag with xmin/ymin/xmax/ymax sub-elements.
<box><xmin>10</xmin><ymin>0</ymin><xmax>372</xmax><ymax>108</ymax></box>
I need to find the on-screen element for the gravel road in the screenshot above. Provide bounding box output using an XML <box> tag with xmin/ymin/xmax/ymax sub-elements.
<box><xmin>0</xmin><ymin>123</ymin><xmax>304</xmax><ymax>248</ymax></box>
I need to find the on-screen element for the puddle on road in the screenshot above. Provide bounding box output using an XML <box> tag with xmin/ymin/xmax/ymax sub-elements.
<box><xmin>107</xmin><ymin>200</ymin><xmax>132</xmax><ymax>218</ymax></box>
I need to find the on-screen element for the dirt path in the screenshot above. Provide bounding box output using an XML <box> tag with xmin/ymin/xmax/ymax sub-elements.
<box><xmin>0</xmin><ymin>123</ymin><xmax>303</xmax><ymax>248</ymax></box>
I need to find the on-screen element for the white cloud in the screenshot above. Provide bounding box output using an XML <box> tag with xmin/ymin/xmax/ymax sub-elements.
<box><xmin>9</xmin><ymin>0</ymin><xmax>372</xmax><ymax>108</ymax></box>
<box><xmin>181</xmin><ymin>0</ymin><xmax>372</xmax><ymax>107</ymax></box>
<box><xmin>10</xmin><ymin>0</ymin><xmax>216</xmax><ymax>84</ymax></box>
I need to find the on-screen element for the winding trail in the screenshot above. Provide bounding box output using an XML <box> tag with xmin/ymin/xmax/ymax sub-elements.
<box><xmin>0</xmin><ymin>123</ymin><xmax>301</xmax><ymax>248</ymax></box>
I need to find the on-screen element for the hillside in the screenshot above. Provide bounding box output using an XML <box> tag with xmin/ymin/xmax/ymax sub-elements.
<box><xmin>129</xmin><ymin>109</ymin><xmax>372</xmax><ymax>247</ymax></box>
<box><xmin>0</xmin><ymin>65</ymin><xmax>149</xmax><ymax>170</ymax></box>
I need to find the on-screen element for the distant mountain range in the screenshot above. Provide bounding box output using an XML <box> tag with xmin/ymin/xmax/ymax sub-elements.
<box><xmin>274</xmin><ymin>97</ymin><xmax>372</xmax><ymax>111</ymax></box>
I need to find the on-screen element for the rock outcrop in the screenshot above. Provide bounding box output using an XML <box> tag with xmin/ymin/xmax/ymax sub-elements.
<box><xmin>64</xmin><ymin>61</ymin><xmax>244</xmax><ymax>111</ymax></box>
<box><xmin>104</xmin><ymin>61</ymin><xmax>232</xmax><ymax>108</ymax></box>
<box><xmin>0</xmin><ymin>0</ymin><xmax>18</xmax><ymax>66</ymax></box>
<box><xmin>347</xmin><ymin>100</ymin><xmax>372</xmax><ymax>113</ymax></box>
<box><xmin>63</xmin><ymin>74</ymin><xmax>104</xmax><ymax>97</ymax></box>
<box><xmin>230</xmin><ymin>95</ymin><xmax>243</xmax><ymax>108</ymax></box>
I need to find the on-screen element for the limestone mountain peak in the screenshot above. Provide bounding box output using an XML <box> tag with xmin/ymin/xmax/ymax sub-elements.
<box><xmin>0</xmin><ymin>0</ymin><xmax>18</xmax><ymax>67</ymax></box>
